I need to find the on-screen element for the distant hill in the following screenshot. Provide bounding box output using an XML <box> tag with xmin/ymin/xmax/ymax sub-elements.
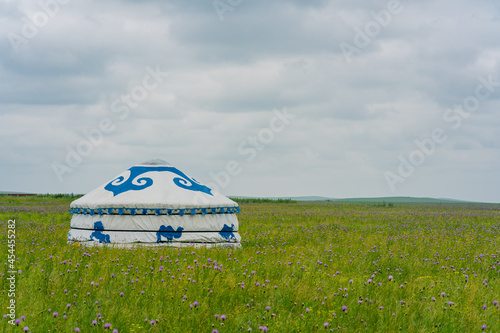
<box><xmin>328</xmin><ymin>196</ymin><xmax>469</xmax><ymax>204</ymax></box>
<box><xmin>231</xmin><ymin>196</ymin><xmax>334</xmax><ymax>202</ymax></box>
<box><xmin>230</xmin><ymin>196</ymin><xmax>497</xmax><ymax>205</ymax></box>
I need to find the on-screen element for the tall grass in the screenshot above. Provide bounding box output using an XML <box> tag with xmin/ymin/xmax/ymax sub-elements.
<box><xmin>230</xmin><ymin>198</ymin><xmax>296</xmax><ymax>204</ymax></box>
<box><xmin>1</xmin><ymin>197</ymin><xmax>499</xmax><ymax>332</ymax></box>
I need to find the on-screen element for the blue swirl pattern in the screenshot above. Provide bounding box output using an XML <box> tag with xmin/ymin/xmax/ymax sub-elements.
<box><xmin>104</xmin><ymin>166</ymin><xmax>213</xmax><ymax>196</ymax></box>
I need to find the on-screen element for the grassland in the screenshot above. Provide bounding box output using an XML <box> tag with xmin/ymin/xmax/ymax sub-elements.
<box><xmin>1</xmin><ymin>196</ymin><xmax>500</xmax><ymax>332</ymax></box>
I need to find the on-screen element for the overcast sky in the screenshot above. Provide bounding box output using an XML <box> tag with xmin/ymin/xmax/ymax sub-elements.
<box><xmin>1</xmin><ymin>0</ymin><xmax>499</xmax><ymax>202</ymax></box>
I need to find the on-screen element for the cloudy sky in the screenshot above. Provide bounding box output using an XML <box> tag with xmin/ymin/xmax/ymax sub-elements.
<box><xmin>1</xmin><ymin>0</ymin><xmax>499</xmax><ymax>202</ymax></box>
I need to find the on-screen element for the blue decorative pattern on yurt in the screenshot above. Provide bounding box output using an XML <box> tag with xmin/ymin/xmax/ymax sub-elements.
<box><xmin>156</xmin><ymin>225</ymin><xmax>184</xmax><ymax>243</ymax></box>
<box><xmin>104</xmin><ymin>166</ymin><xmax>213</xmax><ymax>196</ymax></box>
<box><xmin>219</xmin><ymin>224</ymin><xmax>237</xmax><ymax>241</ymax></box>
<box><xmin>69</xmin><ymin>206</ymin><xmax>240</xmax><ymax>216</ymax></box>
<box><xmin>89</xmin><ymin>221</ymin><xmax>110</xmax><ymax>243</ymax></box>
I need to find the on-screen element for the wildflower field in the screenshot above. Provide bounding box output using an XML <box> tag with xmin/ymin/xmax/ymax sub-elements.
<box><xmin>1</xmin><ymin>196</ymin><xmax>500</xmax><ymax>332</ymax></box>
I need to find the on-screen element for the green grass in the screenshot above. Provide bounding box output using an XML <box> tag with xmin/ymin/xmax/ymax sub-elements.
<box><xmin>230</xmin><ymin>197</ymin><xmax>297</xmax><ymax>204</ymax></box>
<box><xmin>1</xmin><ymin>197</ymin><xmax>500</xmax><ymax>332</ymax></box>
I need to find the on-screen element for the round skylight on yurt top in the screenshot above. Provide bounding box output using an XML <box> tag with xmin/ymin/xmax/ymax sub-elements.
<box><xmin>141</xmin><ymin>159</ymin><xmax>171</xmax><ymax>165</ymax></box>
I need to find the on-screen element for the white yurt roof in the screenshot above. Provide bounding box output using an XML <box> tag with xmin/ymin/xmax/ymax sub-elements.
<box><xmin>67</xmin><ymin>160</ymin><xmax>241</xmax><ymax>247</ymax></box>
<box><xmin>71</xmin><ymin>159</ymin><xmax>238</xmax><ymax>212</ymax></box>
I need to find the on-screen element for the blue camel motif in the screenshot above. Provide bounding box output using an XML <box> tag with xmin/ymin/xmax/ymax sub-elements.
<box><xmin>104</xmin><ymin>166</ymin><xmax>213</xmax><ymax>196</ymax></box>
<box><xmin>156</xmin><ymin>225</ymin><xmax>184</xmax><ymax>243</ymax></box>
<box><xmin>219</xmin><ymin>224</ymin><xmax>236</xmax><ymax>241</ymax></box>
<box><xmin>90</xmin><ymin>221</ymin><xmax>110</xmax><ymax>243</ymax></box>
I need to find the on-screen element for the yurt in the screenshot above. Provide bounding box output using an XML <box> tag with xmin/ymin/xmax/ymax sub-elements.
<box><xmin>67</xmin><ymin>159</ymin><xmax>241</xmax><ymax>247</ymax></box>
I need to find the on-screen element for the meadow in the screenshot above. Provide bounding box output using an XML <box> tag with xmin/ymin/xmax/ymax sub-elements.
<box><xmin>1</xmin><ymin>196</ymin><xmax>500</xmax><ymax>332</ymax></box>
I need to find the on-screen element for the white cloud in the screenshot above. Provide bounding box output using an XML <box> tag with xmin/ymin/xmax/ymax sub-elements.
<box><xmin>0</xmin><ymin>0</ymin><xmax>499</xmax><ymax>202</ymax></box>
